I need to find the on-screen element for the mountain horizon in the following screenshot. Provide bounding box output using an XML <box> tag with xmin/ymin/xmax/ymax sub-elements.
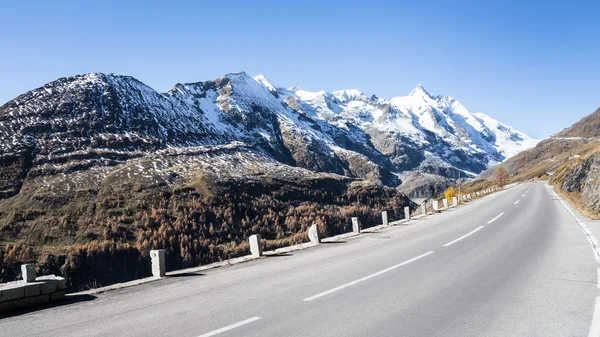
<box><xmin>0</xmin><ymin>71</ymin><xmax>539</xmax><ymax>195</ymax></box>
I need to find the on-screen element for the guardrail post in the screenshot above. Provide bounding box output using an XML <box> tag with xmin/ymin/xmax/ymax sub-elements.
<box><xmin>443</xmin><ymin>199</ymin><xmax>449</xmax><ymax>208</ymax></box>
<box><xmin>150</xmin><ymin>249</ymin><xmax>166</xmax><ymax>278</ymax></box>
<box><xmin>249</xmin><ymin>234</ymin><xmax>262</xmax><ymax>257</ymax></box>
<box><xmin>432</xmin><ymin>200</ymin><xmax>439</xmax><ymax>212</ymax></box>
<box><xmin>382</xmin><ymin>211</ymin><xmax>388</xmax><ymax>226</ymax></box>
<box><xmin>308</xmin><ymin>224</ymin><xmax>320</xmax><ymax>244</ymax></box>
<box><xmin>352</xmin><ymin>217</ymin><xmax>361</xmax><ymax>233</ymax></box>
<box><xmin>404</xmin><ymin>206</ymin><xmax>411</xmax><ymax>220</ymax></box>
<box><xmin>421</xmin><ymin>204</ymin><xmax>427</xmax><ymax>216</ymax></box>
<box><xmin>21</xmin><ymin>264</ymin><xmax>36</xmax><ymax>283</ymax></box>
<box><xmin>452</xmin><ymin>197</ymin><xmax>458</xmax><ymax>206</ymax></box>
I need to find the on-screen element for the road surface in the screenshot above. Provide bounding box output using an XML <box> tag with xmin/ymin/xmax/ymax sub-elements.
<box><xmin>1</xmin><ymin>182</ymin><xmax>599</xmax><ymax>337</ymax></box>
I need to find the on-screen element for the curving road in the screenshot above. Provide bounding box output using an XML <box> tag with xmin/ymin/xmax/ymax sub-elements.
<box><xmin>1</xmin><ymin>182</ymin><xmax>599</xmax><ymax>337</ymax></box>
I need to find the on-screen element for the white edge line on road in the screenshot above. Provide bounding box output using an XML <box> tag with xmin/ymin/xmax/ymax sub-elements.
<box><xmin>551</xmin><ymin>188</ymin><xmax>600</xmax><ymax>263</ymax></box>
<box><xmin>303</xmin><ymin>251</ymin><xmax>435</xmax><ymax>302</ymax></box>
<box><xmin>514</xmin><ymin>200</ymin><xmax>520</xmax><ymax>204</ymax></box>
<box><xmin>487</xmin><ymin>212</ymin><xmax>505</xmax><ymax>224</ymax></box>
<box><xmin>443</xmin><ymin>226</ymin><xmax>485</xmax><ymax>247</ymax></box>
<box><xmin>522</xmin><ymin>194</ymin><xmax>526</xmax><ymax>197</ymax></box>
<box><xmin>198</xmin><ymin>317</ymin><xmax>261</xmax><ymax>337</ymax></box>
<box><xmin>589</xmin><ymin>297</ymin><xmax>600</xmax><ymax>337</ymax></box>
<box><xmin>548</xmin><ymin>186</ymin><xmax>600</xmax><ymax>337</ymax></box>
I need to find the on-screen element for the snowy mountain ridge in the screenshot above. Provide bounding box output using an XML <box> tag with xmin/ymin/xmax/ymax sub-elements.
<box><xmin>0</xmin><ymin>71</ymin><xmax>539</xmax><ymax>198</ymax></box>
<box><xmin>269</xmin><ymin>76</ymin><xmax>538</xmax><ymax>170</ymax></box>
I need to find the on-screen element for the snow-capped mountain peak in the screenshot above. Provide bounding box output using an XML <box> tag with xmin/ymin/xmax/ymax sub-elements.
<box><xmin>408</xmin><ymin>84</ymin><xmax>435</xmax><ymax>99</ymax></box>
<box><xmin>0</xmin><ymin>72</ymin><xmax>539</xmax><ymax>200</ymax></box>
<box><xmin>332</xmin><ymin>89</ymin><xmax>364</xmax><ymax>102</ymax></box>
<box><xmin>253</xmin><ymin>74</ymin><xmax>277</xmax><ymax>94</ymax></box>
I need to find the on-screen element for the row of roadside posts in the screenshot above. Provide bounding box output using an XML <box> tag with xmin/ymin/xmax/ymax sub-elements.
<box><xmin>148</xmin><ymin>185</ymin><xmax>509</xmax><ymax>278</ymax></box>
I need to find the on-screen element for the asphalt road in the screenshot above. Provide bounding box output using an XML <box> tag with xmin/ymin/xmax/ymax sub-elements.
<box><xmin>1</xmin><ymin>182</ymin><xmax>599</xmax><ymax>337</ymax></box>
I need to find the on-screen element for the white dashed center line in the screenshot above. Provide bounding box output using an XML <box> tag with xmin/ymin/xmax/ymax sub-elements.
<box><xmin>198</xmin><ymin>317</ymin><xmax>262</xmax><ymax>337</ymax></box>
<box><xmin>303</xmin><ymin>251</ymin><xmax>435</xmax><ymax>301</ymax></box>
<box><xmin>443</xmin><ymin>226</ymin><xmax>485</xmax><ymax>247</ymax></box>
<box><xmin>487</xmin><ymin>212</ymin><xmax>505</xmax><ymax>224</ymax></box>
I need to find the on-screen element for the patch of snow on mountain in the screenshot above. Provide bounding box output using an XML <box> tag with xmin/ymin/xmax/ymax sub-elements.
<box><xmin>253</xmin><ymin>74</ymin><xmax>277</xmax><ymax>94</ymax></box>
<box><xmin>473</xmin><ymin>112</ymin><xmax>540</xmax><ymax>159</ymax></box>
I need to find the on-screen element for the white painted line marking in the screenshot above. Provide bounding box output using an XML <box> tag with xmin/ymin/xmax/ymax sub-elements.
<box><xmin>522</xmin><ymin>194</ymin><xmax>526</xmax><ymax>197</ymax></box>
<box><xmin>443</xmin><ymin>226</ymin><xmax>485</xmax><ymax>247</ymax></box>
<box><xmin>551</xmin><ymin>189</ymin><xmax>600</xmax><ymax>263</ymax></box>
<box><xmin>198</xmin><ymin>317</ymin><xmax>261</xmax><ymax>337</ymax></box>
<box><xmin>303</xmin><ymin>251</ymin><xmax>435</xmax><ymax>302</ymax></box>
<box><xmin>487</xmin><ymin>212</ymin><xmax>505</xmax><ymax>224</ymax></box>
<box><xmin>514</xmin><ymin>200</ymin><xmax>520</xmax><ymax>204</ymax></box>
<box><xmin>589</xmin><ymin>297</ymin><xmax>600</xmax><ymax>337</ymax></box>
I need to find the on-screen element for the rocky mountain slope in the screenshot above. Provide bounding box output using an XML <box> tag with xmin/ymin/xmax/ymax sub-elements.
<box><xmin>0</xmin><ymin>72</ymin><xmax>537</xmax><ymax>200</ymax></box>
<box><xmin>0</xmin><ymin>72</ymin><xmax>537</xmax><ymax>290</ymax></box>
<box><xmin>478</xmin><ymin>108</ymin><xmax>600</xmax><ymax>216</ymax></box>
<box><xmin>556</xmin><ymin>108</ymin><xmax>600</xmax><ymax>138</ymax></box>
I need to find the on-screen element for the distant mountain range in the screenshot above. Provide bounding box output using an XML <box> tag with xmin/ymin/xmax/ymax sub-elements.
<box><xmin>0</xmin><ymin>72</ymin><xmax>538</xmax><ymax>198</ymax></box>
<box><xmin>0</xmin><ymin>72</ymin><xmax>540</xmax><ymax>289</ymax></box>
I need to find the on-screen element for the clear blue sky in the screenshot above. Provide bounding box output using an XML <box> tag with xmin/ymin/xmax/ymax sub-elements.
<box><xmin>1</xmin><ymin>0</ymin><xmax>599</xmax><ymax>138</ymax></box>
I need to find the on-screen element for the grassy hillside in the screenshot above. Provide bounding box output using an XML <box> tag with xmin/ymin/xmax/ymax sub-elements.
<box><xmin>556</xmin><ymin>108</ymin><xmax>600</xmax><ymax>138</ymax></box>
<box><xmin>0</xmin><ymin>149</ymin><xmax>414</xmax><ymax>292</ymax></box>
<box><xmin>470</xmin><ymin>107</ymin><xmax>600</xmax><ymax>218</ymax></box>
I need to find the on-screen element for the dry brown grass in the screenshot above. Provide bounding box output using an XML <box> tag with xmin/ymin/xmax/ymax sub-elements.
<box><xmin>510</xmin><ymin>140</ymin><xmax>600</xmax><ymax>184</ymax></box>
<box><xmin>553</xmin><ymin>186</ymin><xmax>600</xmax><ymax>220</ymax></box>
<box><xmin>460</xmin><ymin>179</ymin><xmax>496</xmax><ymax>194</ymax></box>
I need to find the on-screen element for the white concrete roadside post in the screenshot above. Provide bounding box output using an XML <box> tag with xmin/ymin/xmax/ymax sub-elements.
<box><xmin>452</xmin><ymin>197</ymin><xmax>458</xmax><ymax>206</ymax></box>
<box><xmin>432</xmin><ymin>200</ymin><xmax>439</xmax><ymax>213</ymax></box>
<box><xmin>308</xmin><ymin>224</ymin><xmax>320</xmax><ymax>244</ymax></box>
<box><xmin>352</xmin><ymin>217</ymin><xmax>361</xmax><ymax>233</ymax></box>
<box><xmin>249</xmin><ymin>234</ymin><xmax>263</xmax><ymax>257</ymax></box>
<box><xmin>382</xmin><ymin>211</ymin><xmax>389</xmax><ymax>226</ymax></box>
<box><xmin>150</xmin><ymin>249</ymin><xmax>166</xmax><ymax>278</ymax></box>
<box><xmin>443</xmin><ymin>199</ymin><xmax>449</xmax><ymax>209</ymax></box>
<box><xmin>421</xmin><ymin>204</ymin><xmax>427</xmax><ymax>216</ymax></box>
<box><xmin>21</xmin><ymin>264</ymin><xmax>36</xmax><ymax>283</ymax></box>
<box><xmin>404</xmin><ymin>206</ymin><xmax>411</xmax><ymax>220</ymax></box>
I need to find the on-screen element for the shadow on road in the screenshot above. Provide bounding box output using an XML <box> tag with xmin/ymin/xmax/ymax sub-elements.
<box><xmin>265</xmin><ymin>253</ymin><xmax>293</xmax><ymax>258</ymax></box>
<box><xmin>321</xmin><ymin>241</ymin><xmax>347</xmax><ymax>244</ymax></box>
<box><xmin>168</xmin><ymin>272</ymin><xmax>205</xmax><ymax>278</ymax></box>
<box><xmin>0</xmin><ymin>294</ymin><xmax>97</xmax><ymax>319</ymax></box>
